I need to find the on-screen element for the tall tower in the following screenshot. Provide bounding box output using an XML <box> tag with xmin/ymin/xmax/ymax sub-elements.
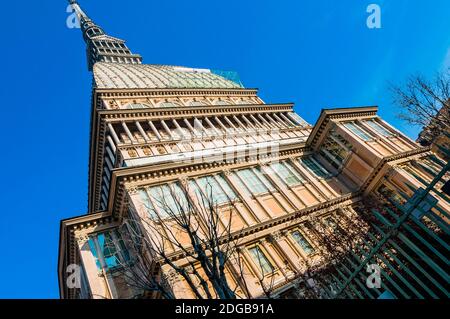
<box><xmin>69</xmin><ymin>0</ymin><xmax>142</xmax><ymax>70</ymax></box>
<box><xmin>59</xmin><ymin>1</ymin><xmax>447</xmax><ymax>300</ymax></box>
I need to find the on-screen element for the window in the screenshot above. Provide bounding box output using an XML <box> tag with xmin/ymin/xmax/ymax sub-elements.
<box><xmin>291</xmin><ymin>230</ymin><xmax>314</xmax><ymax>254</ymax></box>
<box><xmin>88</xmin><ymin>230</ymin><xmax>130</xmax><ymax>271</ymax></box>
<box><xmin>377</xmin><ymin>184</ymin><xmax>405</xmax><ymax>204</ymax></box>
<box><xmin>189</xmin><ymin>100</ymin><xmax>207</xmax><ymax>106</ymax></box>
<box><xmin>249</xmin><ymin>246</ymin><xmax>274</xmax><ymax>275</ymax></box>
<box><xmin>213</xmin><ymin>99</ymin><xmax>233</xmax><ymax>105</ymax></box>
<box><xmin>300</xmin><ymin>157</ymin><xmax>330</xmax><ymax>179</ymax></box>
<box><xmin>190</xmin><ymin>174</ymin><xmax>237</xmax><ymax>205</ymax></box>
<box><xmin>319</xmin><ymin>131</ymin><xmax>352</xmax><ymax>169</ymax></box>
<box><xmin>287</xmin><ymin>112</ymin><xmax>308</xmax><ymax>126</ymax></box>
<box><xmin>365</xmin><ymin>119</ymin><xmax>393</xmax><ymax>137</ymax></box>
<box><xmin>236</xmin><ymin>99</ymin><xmax>254</xmax><ymax>105</ymax></box>
<box><xmin>125</xmin><ymin>103</ymin><xmax>148</xmax><ymax>109</ymax></box>
<box><xmin>343</xmin><ymin>122</ymin><xmax>372</xmax><ymax>141</ymax></box>
<box><xmin>158</xmin><ymin>101</ymin><xmax>182</xmax><ymax>108</ymax></box>
<box><xmin>324</xmin><ymin>216</ymin><xmax>338</xmax><ymax>229</ymax></box>
<box><xmin>270</xmin><ymin>162</ymin><xmax>304</xmax><ymax>186</ymax></box>
<box><xmin>236</xmin><ymin>168</ymin><xmax>275</xmax><ymax>195</ymax></box>
<box><xmin>140</xmin><ymin>183</ymin><xmax>190</xmax><ymax>219</ymax></box>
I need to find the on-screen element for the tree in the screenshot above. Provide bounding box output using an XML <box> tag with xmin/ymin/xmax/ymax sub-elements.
<box><xmin>287</xmin><ymin>207</ymin><xmax>376</xmax><ymax>299</ymax></box>
<box><xmin>389</xmin><ymin>71</ymin><xmax>449</xmax><ymax>145</ymax></box>
<box><xmin>116</xmin><ymin>179</ymin><xmax>276</xmax><ymax>299</ymax></box>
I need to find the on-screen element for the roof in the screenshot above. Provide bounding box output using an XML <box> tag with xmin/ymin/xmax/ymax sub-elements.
<box><xmin>306</xmin><ymin>106</ymin><xmax>379</xmax><ymax>148</ymax></box>
<box><xmin>93</xmin><ymin>62</ymin><xmax>243</xmax><ymax>90</ymax></box>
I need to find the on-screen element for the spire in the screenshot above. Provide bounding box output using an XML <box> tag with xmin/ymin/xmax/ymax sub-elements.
<box><xmin>68</xmin><ymin>0</ymin><xmax>142</xmax><ymax>71</ymax></box>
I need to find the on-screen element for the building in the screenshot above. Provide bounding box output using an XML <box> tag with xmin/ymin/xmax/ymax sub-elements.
<box><xmin>58</xmin><ymin>1</ymin><xmax>450</xmax><ymax>299</ymax></box>
<box><xmin>417</xmin><ymin>103</ymin><xmax>450</xmax><ymax>162</ymax></box>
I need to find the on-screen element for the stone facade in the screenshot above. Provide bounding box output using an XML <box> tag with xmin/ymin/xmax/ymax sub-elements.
<box><xmin>58</xmin><ymin>1</ymin><xmax>449</xmax><ymax>299</ymax></box>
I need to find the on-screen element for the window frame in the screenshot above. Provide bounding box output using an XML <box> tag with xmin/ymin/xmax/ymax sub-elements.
<box><xmin>269</xmin><ymin>161</ymin><xmax>304</xmax><ymax>187</ymax></box>
<box><xmin>300</xmin><ymin>157</ymin><xmax>331</xmax><ymax>179</ymax></box>
<box><xmin>290</xmin><ymin>229</ymin><xmax>315</xmax><ymax>255</ymax></box>
<box><xmin>248</xmin><ymin>245</ymin><xmax>276</xmax><ymax>276</ymax></box>
<box><xmin>365</xmin><ymin>119</ymin><xmax>394</xmax><ymax>137</ymax></box>
<box><xmin>88</xmin><ymin>230</ymin><xmax>131</xmax><ymax>273</ymax></box>
<box><xmin>343</xmin><ymin>121</ymin><xmax>373</xmax><ymax>141</ymax></box>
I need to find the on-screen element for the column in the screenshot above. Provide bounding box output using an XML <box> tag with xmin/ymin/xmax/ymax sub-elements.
<box><xmin>148</xmin><ymin>121</ymin><xmax>162</xmax><ymax>141</ymax></box>
<box><xmin>91</xmin><ymin>235</ymin><xmax>119</xmax><ymax>298</ymax></box>
<box><xmin>76</xmin><ymin>236</ymin><xmax>110</xmax><ymax>299</ymax></box>
<box><xmin>265</xmin><ymin>113</ymin><xmax>285</xmax><ymax>129</ymax></box>
<box><xmin>278</xmin><ymin>113</ymin><xmax>296</xmax><ymax>127</ymax></box>
<box><xmin>121</xmin><ymin>122</ymin><xmax>137</xmax><ymax>144</ymax></box>
<box><xmin>135</xmin><ymin>121</ymin><xmax>150</xmax><ymax>143</ymax></box>
<box><xmin>107</xmin><ymin>123</ymin><xmax>121</xmax><ymax>145</ymax></box>
<box><xmin>205</xmin><ymin>117</ymin><xmax>222</xmax><ymax>136</ymax></box>
<box><xmin>106</xmin><ymin>135</ymin><xmax>117</xmax><ymax>153</ymax></box>
<box><xmin>172</xmin><ymin>119</ymin><xmax>191</xmax><ymax>140</ymax></box>
<box><xmin>161</xmin><ymin>120</ymin><xmax>175</xmax><ymax>140</ymax></box>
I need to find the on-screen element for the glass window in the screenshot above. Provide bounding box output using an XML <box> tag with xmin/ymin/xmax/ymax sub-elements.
<box><xmin>236</xmin><ymin>99</ymin><xmax>254</xmax><ymax>105</ymax></box>
<box><xmin>159</xmin><ymin>102</ymin><xmax>181</xmax><ymax>108</ymax></box>
<box><xmin>365</xmin><ymin>119</ymin><xmax>393</xmax><ymax>137</ymax></box>
<box><xmin>249</xmin><ymin>246</ymin><xmax>274</xmax><ymax>275</ymax></box>
<box><xmin>189</xmin><ymin>100</ymin><xmax>207</xmax><ymax>106</ymax></box>
<box><xmin>190</xmin><ymin>175</ymin><xmax>236</xmax><ymax>205</ymax></box>
<box><xmin>231</xmin><ymin>173</ymin><xmax>252</xmax><ymax>197</ymax></box>
<box><xmin>343</xmin><ymin>122</ymin><xmax>372</xmax><ymax>141</ymax></box>
<box><xmin>213</xmin><ymin>99</ymin><xmax>232</xmax><ymax>105</ymax></box>
<box><xmin>291</xmin><ymin>230</ymin><xmax>314</xmax><ymax>254</ymax></box>
<box><xmin>125</xmin><ymin>103</ymin><xmax>145</xmax><ymax>109</ymax></box>
<box><xmin>88</xmin><ymin>230</ymin><xmax>130</xmax><ymax>271</ymax></box>
<box><xmin>236</xmin><ymin>168</ymin><xmax>275</xmax><ymax>195</ymax></box>
<box><xmin>215</xmin><ymin>174</ymin><xmax>238</xmax><ymax>201</ymax></box>
<box><xmin>324</xmin><ymin>216</ymin><xmax>338</xmax><ymax>229</ymax></box>
<box><xmin>300</xmin><ymin>157</ymin><xmax>330</xmax><ymax>179</ymax></box>
<box><xmin>270</xmin><ymin>162</ymin><xmax>303</xmax><ymax>186</ymax></box>
<box><xmin>143</xmin><ymin>183</ymin><xmax>190</xmax><ymax>218</ymax></box>
<box><xmin>253</xmin><ymin>167</ymin><xmax>276</xmax><ymax>191</ymax></box>
<box><xmin>139</xmin><ymin>189</ymin><xmax>152</xmax><ymax>214</ymax></box>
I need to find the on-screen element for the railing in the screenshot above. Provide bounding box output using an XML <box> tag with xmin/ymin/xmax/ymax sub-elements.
<box><xmin>307</xmin><ymin>147</ymin><xmax>449</xmax><ymax>299</ymax></box>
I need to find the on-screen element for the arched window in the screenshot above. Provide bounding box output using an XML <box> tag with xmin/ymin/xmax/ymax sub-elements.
<box><xmin>213</xmin><ymin>99</ymin><xmax>233</xmax><ymax>106</ymax></box>
<box><xmin>158</xmin><ymin>101</ymin><xmax>182</xmax><ymax>108</ymax></box>
<box><xmin>236</xmin><ymin>98</ymin><xmax>254</xmax><ymax>105</ymax></box>
<box><xmin>124</xmin><ymin>103</ymin><xmax>150</xmax><ymax>109</ymax></box>
<box><xmin>189</xmin><ymin>100</ymin><xmax>207</xmax><ymax>107</ymax></box>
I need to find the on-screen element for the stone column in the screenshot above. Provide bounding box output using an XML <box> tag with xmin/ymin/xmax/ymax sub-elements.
<box><xmin>148</xmin><ymin>121</ymin><xmax>162</xmax><ymax>141</ymax></box>
<box><xmin>107</xmin><ymin>123</ymin><xmax>121</xmax><ymax>145</ymax></box>
<box><xmin>121</xmin><ymin>122</ymin><xmax>137</xmax><ymax>144</ymax></box>
<box><xmin>76</xmin><ymin>236</ymin><xmax>110</xmax><ymax>299</ymax></box>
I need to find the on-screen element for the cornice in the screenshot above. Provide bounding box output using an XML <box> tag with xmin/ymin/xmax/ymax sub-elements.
<box><xmin>98</xmin><ymin>103</ymin><xmax>295</xmax><ymax>121</ymax></box>
<box><xmin>57</xmin><ymin>211</ymin><xmax>118</xmax><ymax>299</ymax></box>
<box><xmin>361</xmin><ymin>146</ymin><xmax>432</xmax><ymax>194</ymax></box>
<box><xmin>93</xmin><ymin>87</ymin><xmax>259</xmax><ymax>101</ymax></box>
<box><xmin>306</xmin><ymin>106</ymin><xmax>379</xmax><ymax>149</ymax></box>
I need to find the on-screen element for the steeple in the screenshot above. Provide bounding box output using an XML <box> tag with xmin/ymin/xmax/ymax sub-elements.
<box><xmin>68</xmin><ymin>0</ymin><xmax>142</xmax><ymax>71</ymax></box>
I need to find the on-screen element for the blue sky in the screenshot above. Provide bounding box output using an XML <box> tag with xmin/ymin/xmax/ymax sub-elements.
<box><xmin>0</xmin><ymin>0</ymin><xmax>448</xmax><ymax>298</ymax></box>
